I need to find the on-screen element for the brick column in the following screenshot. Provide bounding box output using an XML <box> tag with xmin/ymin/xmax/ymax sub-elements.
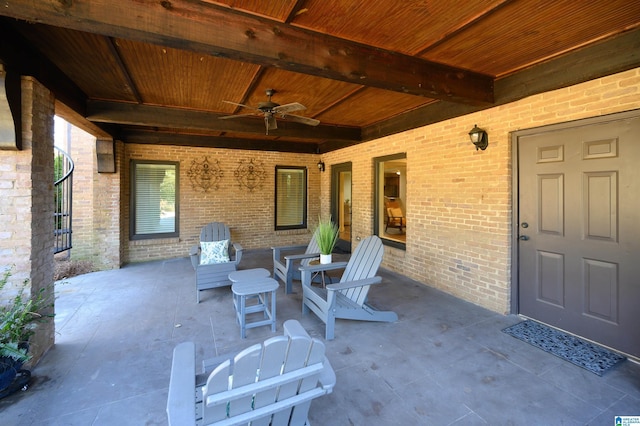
<box><xmin>0</xmin><ymin>76</ymin><xmax>55</xmax><ymax>365</ymax></box>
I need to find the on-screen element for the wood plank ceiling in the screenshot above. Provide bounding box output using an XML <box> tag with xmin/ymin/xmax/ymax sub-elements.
<box><xmin>0</xmin><ymin>0</ymin><xmax>639</xmax><ymax>153</ymax></box>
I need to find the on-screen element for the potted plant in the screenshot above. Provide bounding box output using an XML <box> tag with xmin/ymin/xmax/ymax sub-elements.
<box><xmin>315</xmin><ymin>216</ymin><xmax>339</xmax><ymax>264</ymax></box>
<box><xmin>0</xmin><ymin>268</ymin><xmax>52</xmax><ymax>396</ymax></box>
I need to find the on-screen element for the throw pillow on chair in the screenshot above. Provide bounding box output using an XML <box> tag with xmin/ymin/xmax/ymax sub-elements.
<box><xmin>200</xmin><ymin>240</ymin><xmax>230</xmax><ymax>264</ymax></box>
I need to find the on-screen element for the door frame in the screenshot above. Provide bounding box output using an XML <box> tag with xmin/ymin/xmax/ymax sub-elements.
<box><xmin>510</xmin><ymin>108</ymin><xmax>640</xmax><ymax>315</ymax></box>
<box><xmin>331</xmin><ymin>161</ymin><xmax>352</xmax><ymax>254</ymax></box>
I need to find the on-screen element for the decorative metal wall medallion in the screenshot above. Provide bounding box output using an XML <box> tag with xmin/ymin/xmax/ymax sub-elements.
<box><xmin>187</xmin><ymin>157</ymin><xmax>223</xmax><ymax>192</ymax></box>
<box><xmin>234</xmin><ymin>159</ymin><xmax>266</xmax><ymax>192</ymax></box>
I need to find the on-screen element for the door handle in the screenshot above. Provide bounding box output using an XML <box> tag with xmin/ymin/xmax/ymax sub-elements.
<box><xmin>519</xmin><ymin>235</ymin><xmax>529</xmax><ymax>241</ymax></box>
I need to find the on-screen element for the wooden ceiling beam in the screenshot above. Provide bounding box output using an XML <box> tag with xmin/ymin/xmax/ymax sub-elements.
<box><xmin>106</xmin><ymin>37</ymin><xmax>143</xmax><ymax>104</ymax></box>
<box><xmin>120</xmin><ymin>129</ymin><xmax>320</xmax><ymax>154</ymax></box>
<box><xmin>362</xmin><ymin>28</ymin><xmax>640</xmax><ymax>142</ymax></box>
<box><xmin>0</xmin><ymin>20</ymin><xmax>113</xmax><ymax>139</ymax></box>
<box><xmin>55</xmin><ymin>101</ymin><xmax>115</xmax><ymax>139</ymax></box>
<box><xmin>87</xmin><ymin>100</ymin><xmax>361</xmax><ymax>141</ymax></box>
<box><xmin>0</xmin><ymin>0</ymin><xmax>494</xmax><ymax>105</ymax></box>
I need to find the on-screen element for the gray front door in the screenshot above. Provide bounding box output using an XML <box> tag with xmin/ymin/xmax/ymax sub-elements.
<box><xmin>517</xmin><ymin>111</ymin><xmax>640</xmax><ymax>358</ymax></box>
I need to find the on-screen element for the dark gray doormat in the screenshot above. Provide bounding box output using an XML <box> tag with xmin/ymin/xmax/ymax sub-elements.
<box><xmin>502</xmin><ymin>320</ymin><xmax>626</xmax><ymax>376</ymax></box>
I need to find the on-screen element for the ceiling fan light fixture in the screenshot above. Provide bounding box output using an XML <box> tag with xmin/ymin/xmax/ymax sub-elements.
<box><xmin>219</xmin><ymin>89</ymin><xmax>320</xmax><ymax>134</ymax></box>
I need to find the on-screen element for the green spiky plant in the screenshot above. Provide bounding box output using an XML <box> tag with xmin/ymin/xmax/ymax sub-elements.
<box><xmin>315</xmin><ymin>216</ymin><xmax>339</xmax><ymax>255</ymax></box>
<box><xmin>0</xmin><ymin>268</ymin><xmax>52</xmax><ymax>363</ymax></box>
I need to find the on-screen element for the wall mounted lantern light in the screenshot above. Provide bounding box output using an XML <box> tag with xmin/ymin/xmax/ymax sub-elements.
<box><xmin>317</xmin><ymin>161</ymin><xmax>325</xmax><ymax>172</ymax></box>
<box><xmin>469</xmin><ymin>124</ymin><xmax>488</xmax><ymax>150</ymax></box>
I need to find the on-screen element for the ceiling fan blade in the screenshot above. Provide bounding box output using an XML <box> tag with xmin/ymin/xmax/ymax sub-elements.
<box><xmin>282</xmin><ymin>114</ymin><xmax>320</xmax><ymax>126</ymax></box>
<box><xmin>218</xmin><ymin>113</ymin><xmax>257</xmax><ymax>120</ymax></box>
<box><xmin>222</xmin><ymin>100</ymin><xmax>259</xmax><ymax>111</ymax></box>
<box><xmin>273</xmin><ymin>102</ymin><xmax>306</xmax><ymax>114</ymax></box>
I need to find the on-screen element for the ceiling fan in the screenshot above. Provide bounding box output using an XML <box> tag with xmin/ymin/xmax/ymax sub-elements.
<box><xmin>219</xmin><ymin>89</ymin><xmax>320</xmax><ymax>135</ymax></box>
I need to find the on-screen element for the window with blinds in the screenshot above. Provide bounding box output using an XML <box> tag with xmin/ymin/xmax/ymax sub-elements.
<box><xmin>131</xmin><ymin>161</ymin><xmax>179</xmax><ymax>239</ymax></box>
<box><xmin>275</xmin><ymin>166</ymin><xmax>307</xmax><ymax>230</ymax></box>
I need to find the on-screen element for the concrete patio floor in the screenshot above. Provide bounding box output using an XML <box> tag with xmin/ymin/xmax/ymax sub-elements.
<box><xmin>1</xmin><ymin>249</ymin><xmax>639</xmax><ymax>425</ymax></box>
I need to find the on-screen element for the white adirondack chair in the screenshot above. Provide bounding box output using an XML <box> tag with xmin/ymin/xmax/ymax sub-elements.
<box><xmin>190</xmin><ymin>222</ymin><xmax>243</xmax><ymax>303</ymax></box>
<box><xmin>272</xmin><ymin>233</ymin><xmax>322</xmax><ymax>294</ymax></box>
<box><xmin>299</xmin><ymin>235</ymin><xmax>398</xmax><ymax>340</ymax></box>
<box><xmin>167</xmin><ymin>320</ymin><xmax>336</xmax><ymax>426</ymax></box>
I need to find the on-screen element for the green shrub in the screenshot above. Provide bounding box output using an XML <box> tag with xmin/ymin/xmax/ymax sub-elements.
<box><xmin>0</xmin><ymin>268</ymin><xmax>53</xmax><ymax>363</ymax></box>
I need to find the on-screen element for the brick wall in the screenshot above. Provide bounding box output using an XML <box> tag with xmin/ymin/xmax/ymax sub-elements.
<box><xmin>122</xmin><ymin>145</ymin><xmax>322</xmax><ymax>263</ymax></box>
<box><xmin>66</xmin><ymin>126</ymin><xmax>121</xmax><ymax>269</ymax></box>
<box><xmin>65</xmin><ymin>122</ymin><xmax>93</xmax><ymax>261</ymax></box>
<box><xmin>322</xmin><ymin>68</ymin><xmax>639</xmax><ymax>314</ymax></box>
<box><xmin>0</xmin><ymin>77</ymin><xmax>55</xmax><ymax>364</ymax></box>
<box><xmin>65</xmin><ymin>68</ymin><xmax>638</xmax><ymax>316</ymax></box>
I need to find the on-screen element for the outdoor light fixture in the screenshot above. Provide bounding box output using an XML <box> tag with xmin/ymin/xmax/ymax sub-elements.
<box><xmin>469</xmin><ymin>124</ymin><xmax>488</xmax><ymax>150</ymax></box>
<box><xmin>317</xmin><ymin>161</ymin><xmax>325</xmax><ymax>172</ymax></box>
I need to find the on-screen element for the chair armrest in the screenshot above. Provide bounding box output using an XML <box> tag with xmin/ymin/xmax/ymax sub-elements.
<box><xmin>167</xmin><ymin>342</ymin><xmax>196</xmax><ymax>426</ymax></box>
<box><xmin>299</xmin><ymin>261</ymin><xmax>348</xmax><ymax>274</ymax></box>
<box><xmin>283</xmin><ymin>319</ymin><xmax>311</xmax><ymax>339</ymax></box>
<box><xmin>189</xmin><ymin>245</ymin><xmax>199</xmax><ymax>269</ymax></box>
<box><xmin>326</xmin><ymin>276</ymin><xmax>382</xmax><ymax>291</ymax></box>
<box><xmin>232</xmin><ymin>242</ymin><xmax>243</xmax><ymax>265</ymax></box>
<box><xmin>271</xmin><ymin>244</ymin><xmax>309</xmax><ymax>254</ymax></box>
<box><xmin>299</xmin><ymin>262</ymin><xmax>348</xmax><ymax>287</ymax></box>
<box><xmin>319</xmin><ymin>356</ymin><xmax>337</xmax><ymax>393</ymax></box>
<box><xmin>272</xmin><ymin>244</ymin><xmax>310</xmax><ymax>266</ymax></box>
<box><xmin>284</xmin><ymin>252</ymin><xmax>321</xmax><ymax>262</ymax></box>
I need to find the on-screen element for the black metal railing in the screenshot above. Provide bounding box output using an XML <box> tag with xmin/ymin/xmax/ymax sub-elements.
<box><xmin>54</xmin><ymin>147</ymin><xmax>74</xmax><ymax>253</ymax></box>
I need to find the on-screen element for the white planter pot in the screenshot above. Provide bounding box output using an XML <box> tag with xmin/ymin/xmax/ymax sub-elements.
<box><xmin>320</xmin><ymin>254</ymin><xmax>332</xmax><ymax>264</ymax></box>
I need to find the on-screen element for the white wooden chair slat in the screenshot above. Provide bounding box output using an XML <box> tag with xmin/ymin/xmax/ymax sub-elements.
<box><xmin>202</xmin><ymin>359</ymin><xmax>231</xmax><ymax>422</ymax></box>
<box><xmin>270</xmin><ymin>335</ymin><xmax>313</xmax><ymax>425</ymax></box>
<box><xmin>251</xmin><ymin>337</ymin><xmax>289</xmax><ymax>426</ymax></box>
<box><xmin>300</xmin><ymin>235</ymin><xmax>397</xmax><ymax>339</ymax></box>
<box><xmin>228</xmin><ymin>345</ymin><xmax>261</xmax><ymax>418</ymax></box>
<box><xmin>201</xmin><ymin>222</ymin><xmax>231</xmax><ymax>241</ymax></box>
<box><xmin>289</xmin><ymin>340</ymin><xmax>326</xmax><ymax>425</ymax></box>
<box><xmin>167</xmin><ymin>320</ymin><xmax>334</xmax><ymax>426</ymax></box>
<box><xmin>208</xmin><ymin>389</ymin><xmax>325</xmax><ymax>426</ymax></box>
<box><xmin>205</xmin><ymin>364</ymin><xmax>324</xmax><ymax>406</ymax></box>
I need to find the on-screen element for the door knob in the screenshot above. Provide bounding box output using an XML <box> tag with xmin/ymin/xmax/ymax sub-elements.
<box><xmin>519</xmin><ymin>235</ymin><xmax>529</xmax><ymax>241</ymax></box>
<box><xmin>521</xmin><ymin>222</ymin><xmax>529</xmax><ymax>228</ymax></box>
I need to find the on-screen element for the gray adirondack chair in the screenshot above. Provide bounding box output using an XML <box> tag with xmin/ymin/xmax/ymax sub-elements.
<box><xmin>271</xmin><ymin>233</ymin><xmax>322</xmax><ymax>294</ymax></box>
<box><xmin>189</xmin><ymin>222</ymin><xmax>243</xmax><ymax>303</ymax></box>
<box><xmin>167</xmin><ymin>319</ymin><xmax>336</xmax><ymax>425</ymax></box>
<box><xmin>299</xmin><ymin>235</ymin><xmax>398</xmax><ymax>340</ymax></box>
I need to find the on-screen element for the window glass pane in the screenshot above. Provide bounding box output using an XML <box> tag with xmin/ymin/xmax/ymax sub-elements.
<box><xmin>275</xmin><ymin>167</ymin><xmax>307</xmax><ymax>230</ymax></box>
<box><xmin>374</xmin><ymin>154</ymin><xmax>406</xmax><ymax>248</ymax></box>
<box><xmin>132</xmin><ymin>162</ymin><xmax>178</xmax><ymax>238</ymax></box>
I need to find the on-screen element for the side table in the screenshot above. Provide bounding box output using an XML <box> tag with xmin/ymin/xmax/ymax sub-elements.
<box><xmin>231</xmin><ymin>278</ymin><xmax>279</xmax><ymax>338</ymax></box>
<box><xmin>307</xmin><ymin>260</ymin><xmax>333</xmax><ymax>287</ymax></box>
<box><xmin>229</xmin><ymin>268</ymin><xmax>271</xmax><ymax>283</ymax></box>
